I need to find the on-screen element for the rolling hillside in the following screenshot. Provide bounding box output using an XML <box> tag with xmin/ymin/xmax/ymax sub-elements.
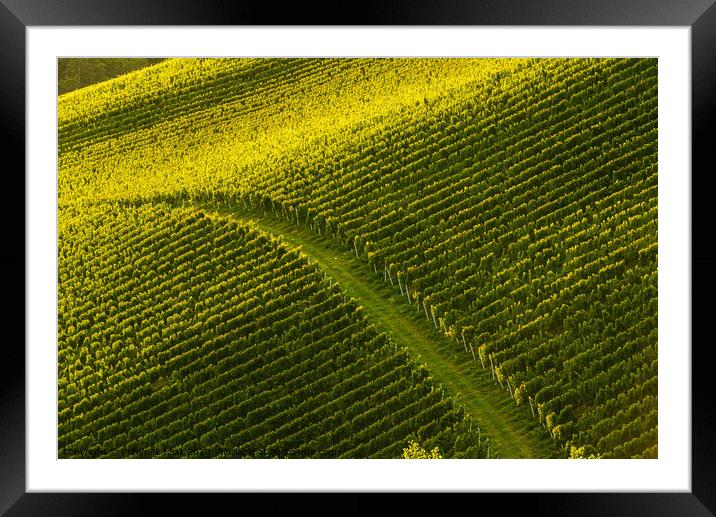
<box><xmin>59</xmin><ymin>203</ymin><xmax>488</xmax><ymax>458</ymax></box>
<box><xmin>58</xmin><ymin>57</ymin><xmax>658</xmax><ymax>458</ymax></box>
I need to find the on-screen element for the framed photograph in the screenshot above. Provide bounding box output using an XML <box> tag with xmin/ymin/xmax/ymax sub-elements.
<box><xmin>3</xmin><ymin>0</ymin><xmax>714</xmax><ymax>514</ymax></box>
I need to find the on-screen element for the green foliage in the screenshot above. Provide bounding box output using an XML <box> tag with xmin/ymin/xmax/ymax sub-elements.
<box><xmin>569</xmin><ymin>445</ymin><xmax>598</xmax><ymax>459</ymax></box>
<box><xmin>403</xmin><ymin>440</ymin><xmax>443</xmax><ymax>459</ymax></box>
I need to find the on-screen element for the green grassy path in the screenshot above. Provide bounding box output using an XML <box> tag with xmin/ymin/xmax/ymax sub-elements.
<box><xmin>203</xmin><ymin>205</ymin><xmax>560</xmax><ymax>459</ymax></box>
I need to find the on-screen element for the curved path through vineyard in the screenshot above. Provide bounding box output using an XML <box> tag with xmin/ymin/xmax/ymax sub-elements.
<box><xmin>202</xmin><ymin>204</ymin><xmax>559</xmax><ymax>459</ymax></box>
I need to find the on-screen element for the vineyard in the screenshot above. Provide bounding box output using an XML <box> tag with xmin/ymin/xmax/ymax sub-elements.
<box><xmin>59</xmin><ymin>203</ymin><xmax>488</xmax><ymax>458</ymax></box>
<box><xmin>58</xmin><ymin>57</ymin><xmax>658</xmax><ymax>458</ymax></box>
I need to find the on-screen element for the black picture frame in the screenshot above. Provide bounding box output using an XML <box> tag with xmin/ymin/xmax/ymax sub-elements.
<box><xmin>2</xmin><ymin>1</ymin><xmax>714</xmax><ymax>514</ymax></box>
